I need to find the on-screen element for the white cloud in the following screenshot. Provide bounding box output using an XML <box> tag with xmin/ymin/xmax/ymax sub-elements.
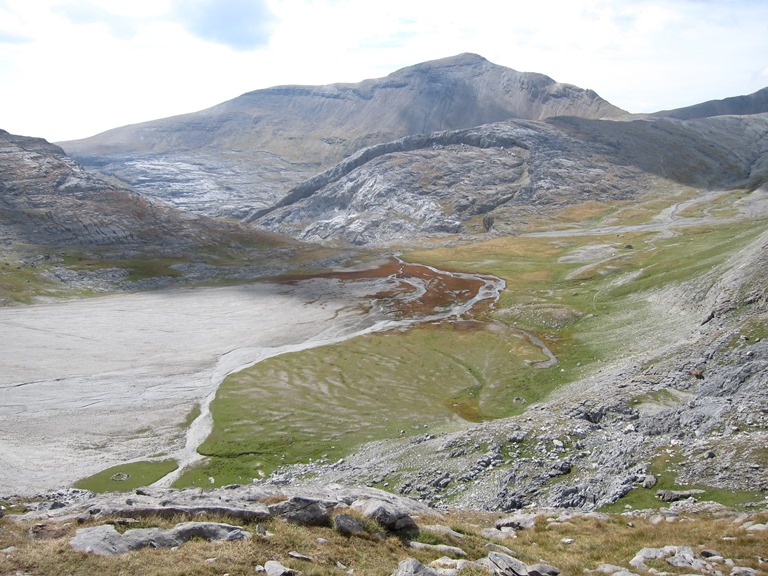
<box><xmin>0</xmin><ymin>0</ymin><xmax>766</xmax><ymax>141</ymax></box>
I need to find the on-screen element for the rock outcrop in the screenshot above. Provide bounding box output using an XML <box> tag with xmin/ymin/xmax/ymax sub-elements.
<box><xmin>250</xmin><ymin>113</ymin><xmax>768</xmax><ymax>245</ymax></box>
<box><xmin>69</xmin><ymin>521</ymin><xmax>251</xmax><ymax>556</ymax></box>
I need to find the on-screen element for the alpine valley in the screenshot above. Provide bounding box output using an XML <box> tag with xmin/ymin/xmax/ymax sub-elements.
<box><xmin>1</xmin><ymin>54</ymin><xmax>767</xmax><ymax>576</ymax></box>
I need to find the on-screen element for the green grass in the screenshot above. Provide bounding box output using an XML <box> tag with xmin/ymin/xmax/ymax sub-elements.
<box><xmin>175</xmin><ymin>323</ymin><xmax>551</xmax><ymax>487</ymax></box>
<box><xmin>74</xmin><ymin>460</ymin><xmax>178</xmax><ymax>493</ymax></box>
<box><xmin>600</xmin><ymin>449</ymin><xmax>766</xmax><ymax>512</ymax></box>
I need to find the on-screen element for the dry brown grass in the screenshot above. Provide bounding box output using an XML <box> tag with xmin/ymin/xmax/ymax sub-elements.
<box><xmin>2</xmin><ymin>508</ymin><xmax>767</xmax><ymax>575</ymax></box>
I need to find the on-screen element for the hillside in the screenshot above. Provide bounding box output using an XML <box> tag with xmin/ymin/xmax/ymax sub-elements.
<box><xmin>0</xmin><ymin>129</ymin><xmax>330</xmax><ymax>303</ymax></box>
<box><xmin>651</xmin><ymin>86</ymin><xmax>768</xmax><ymax>120</ymax></box>
<box><xmin>250</xmin><ymin>114</ymin><xmax>768</xmax><ymax>245</ymax></box>
<box><xmin>59</xmin><ymin>54</ymin><xmax>626</xmax><ymax>218</ymax></box>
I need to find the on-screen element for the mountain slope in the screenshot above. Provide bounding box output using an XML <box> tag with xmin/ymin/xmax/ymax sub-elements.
<box><xmin>651</xmin><ymin>86</ymin><xmax>768</xmax><ymax>119</ymax></box>
<box><xmin>1</xmin><ymin>129</ymin><xmax>221</xmax><ymax>248</ymax></box>
<box><xmin>251</xmin><ymin>113</ymin><xmax>768</xmax><ymax>245</ymax></box>
<box><xmin>0</xmin><ymin>129</ymin><xmax>308</xmax><ymax>303</ymax></box>
<box><xmin>59</xmin><ymin>54</ymin><xmax>626</xmax><ymax>217</ymax></box>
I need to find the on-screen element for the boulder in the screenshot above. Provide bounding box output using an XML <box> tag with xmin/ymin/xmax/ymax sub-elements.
<box><xmin>655</xmin><ymin>489</ymin><xmax>704</xmax><ymax>503</ymax></box>
<box><xmin>495</xmin><ymin>513</ymin><xmax>538</xmax><ymax>531</ymax></box>
<box><xmin>69</xmin><ymin>521</ymin><xmax>250</xmax><ymax>556</ymax></box>
<box><xmin>641</xmin><ymin>475</ymin><xmax>657</xmax><ymax>489</ymax></box>
<box><xmin>352</xmin><ymin>498</ymin><xmax>418</xmax><ymax>536</ymax></box>
<box><xmin>268</xmin><ymin>496</ymin><xmax>337</xmax><ymax>526</ymax></box>
<box><xmin>333</xmin><ymin>513</ymin><xmax>367</xmax><ymax>536</ymax></box>
<box><xmin>483</xmin><ymin>551</ymin><xmax>529</xmax><ymax>575</ymax></box>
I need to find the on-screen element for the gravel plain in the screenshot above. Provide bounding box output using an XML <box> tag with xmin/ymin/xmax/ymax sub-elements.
<box><xmin>0</xmin><ymin>278</ymin><xmax>388</xmax><ymax>494</ymax></box>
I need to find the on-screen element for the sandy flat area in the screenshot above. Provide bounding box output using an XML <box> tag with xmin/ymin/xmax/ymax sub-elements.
<box><xmin>0</xmin><ymin>279</ymin><xmax>385</xmax><ymax>494</ymax></box>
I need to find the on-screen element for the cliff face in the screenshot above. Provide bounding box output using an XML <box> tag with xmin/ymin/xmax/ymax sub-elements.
<box><xmin>0</xmin><ymin>129</ymin><xmax>294</xmax><ymax>263</ymax></box>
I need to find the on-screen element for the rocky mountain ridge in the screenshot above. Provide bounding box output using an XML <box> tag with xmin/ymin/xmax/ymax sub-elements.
<box><xmin>249</xmin><ymin>114</ymin><xmax>768</xmax><ymax>245</ymax></box>
<box><xmin>59</xmin><ymin>54</ymin><xmax>627</xmax><ymax>218</ymax></box>
<box><xmin>650</xmin><ymin>86</ymin><xmax>768</xmax><ymax>120</ymax></box>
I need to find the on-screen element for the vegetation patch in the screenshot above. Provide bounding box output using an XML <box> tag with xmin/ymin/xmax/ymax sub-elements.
<box><xmin>600</xmin><ymin>449</ymin><xmax>765</xmax><ymax>512</ymax></box>
<box><xmin>74</xmin><ymin>460</ymin><xmax>178</xmax><ymax>493</ymax></box>
<box><xmin>176</xmin><ymin>323</ymin><xmax>549</xmax><ymax>487</ymax></box>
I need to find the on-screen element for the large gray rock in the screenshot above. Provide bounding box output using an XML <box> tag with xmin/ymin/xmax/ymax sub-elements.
<box><xmin>483</xmin><ymin>551</ymin><xmax>530</xmax><ymax>575</ymax></box>
<box><xmin>332</xmin><ymin>513</ymin><xmax>366</xmax><ymax>536</ymax></box>
<box><xmin>264</xmin><ymin>560</ymin><xmax>298</xmax><ymax>576</ymax></box>
<box><xmin>351</xmin><ymin>498</ymin><xmax>418</xmax><ymax>535</ymax></box>
<box><xmin>655</xmin><ymin>489</ymin><xmax>704</xmax><ymax>503</ymax></box>
<box><xmin>391</xmin><ymin>558</ymin><xmax>441</xmax><ymax>576</ymax></box>
<box><xmin>69</xmin><ymin>521</ymin><xmax>250</xmax><ymax>556</ymax></box>
<box><xmin>268</xmin><ymin>496</ymin><xmax>338</xmax><ymax>526</ymax></box>
<box><xmin>495</xmin><ymin>513</ymin><xmax>539</xmax><ymax>531</ymax></box>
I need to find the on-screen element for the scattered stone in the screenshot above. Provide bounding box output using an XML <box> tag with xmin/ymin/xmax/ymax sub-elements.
<box><xmin>560</xmin><ymin>538</ymin><xmax>575</xmax><ymax>545</ymax></box>
<box><xmin>1</xmin><ymin>546</ymin><xmax>17</xmax><ymax>554</ymax></box>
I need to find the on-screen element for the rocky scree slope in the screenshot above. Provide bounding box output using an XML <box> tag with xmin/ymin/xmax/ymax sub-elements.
<box><xmin>251</xmin><ymin>113</ymin><xmax>768</xmax><ymax>245</ymax></box>
<box><xmin>59</xmin><ymin>53</ymin><xmax>626</xmax><ymax>218</ymax></box>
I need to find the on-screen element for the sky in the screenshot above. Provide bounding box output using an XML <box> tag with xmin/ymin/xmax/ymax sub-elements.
<box><xmin>1</xmin><ymin>0</ymin><xmax>767</xmax><ymax>142</ymax></box>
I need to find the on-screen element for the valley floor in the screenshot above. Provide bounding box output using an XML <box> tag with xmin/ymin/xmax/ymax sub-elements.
<box><xmin>0</xmin><ymin>278</ymin><xmax>391</xmax><ymax>494</ymax></box>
